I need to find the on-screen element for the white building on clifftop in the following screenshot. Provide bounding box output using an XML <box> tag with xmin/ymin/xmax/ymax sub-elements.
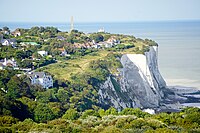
<box><xmin>27</xmin><ymin>72</ymin><xmax>53</xmax><ymax>89</ymax></box>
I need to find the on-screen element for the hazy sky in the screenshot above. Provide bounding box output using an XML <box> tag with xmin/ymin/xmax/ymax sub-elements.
<box><xmin>1</xmin><ymin>0</ymin><xmax>200</xmax><ymax>22</ymax></box>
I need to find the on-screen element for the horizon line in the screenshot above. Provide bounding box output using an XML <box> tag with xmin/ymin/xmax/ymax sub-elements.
<box><xmin>0</xmin><ymin>19</ymin><xmax>200</xmax><ymax>24</ymax></box>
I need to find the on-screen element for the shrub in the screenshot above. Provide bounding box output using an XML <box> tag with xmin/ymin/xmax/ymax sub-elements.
<box><xmin>101</xmin><ymin>126</ymin><xmax>123</xmax><ymax>133</ymax></box>
<box><xmin>145</xmin><ymin>128</ymin><xmax>178</xmax><ymax>133</ymax></box>
<box><xmin>0</xmin><ymin>127</ymin><xmax>12</xmax><ymax>133</ymax></box>
<box><xmin>62</xmin><ymin>108</ymin><xmax>79</xmax><ymax>120</ymax></box>
<box><xmin>0</xmin><ymin>116</ymin><xmax>18</xmax><ymax>127</ymax></box>
<box><xmin>11</xmin><ymin>118</ymin><xmax>35</xmax><ymax>132</ymax></box>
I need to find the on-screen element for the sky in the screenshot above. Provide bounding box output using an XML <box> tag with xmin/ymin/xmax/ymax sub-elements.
<box><xmin>0</xmin><ymin>0</ymin><xmax>200</xmax><ymax>22</ymax></box>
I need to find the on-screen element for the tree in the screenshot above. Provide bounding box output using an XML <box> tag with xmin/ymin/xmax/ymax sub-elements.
<box><xmin>81</xmin><ymin>109</ymin><xmax>99</xmax><ymax>119</ymax></box>
<box><xmin>56</xmin><ymin>88</ymin><xmax>69</xmax><ymax>103</ymax></box>
<box><xmin>103</xmin><ymin>34</ymin><xmax>111</xmax><ymax>41</ymax></box>
<box><xmin>44</xmin><ymin>46</ymin><xmax>52</xmax><ymax>54</ymax></box>
<box><xmin>6</xmin><ymin>76</ymin><xmax>21</xmax><ymax>99</ymax></box>
<box><xmin>11</xmin><ymin>118</ymin><xmax>36</xmax><ymax>132</ymax></box>
<box><xmin>0</xmin><ymin>69</ymin><xmax>16</xmax><ymax>90</ymax></box>
<box><xmin>89</xmin><ymin>33</ymin><xmax>104</xmax><ymax>43</ymax></box>
<box><xmin>15</xmin><ymin>50</ymin><xmax>26</xmax><ymax>60</ymax></box>
<box><xmin>3</xmin><ymin>27</ymin><xmax>9</xmax><ymax>31</ymax></box>
<box><xmin>6</xmin><ymin>75</ymin><xmax>32</xmax><ymax>99</ymax></box>
<box><xmin>34</xmin><ymin>103</ymin><xmax>55</xmax><ymax>123</ymax></box>
<box><xmin>0</xmin><ymin>115</ymin><xmax>18</xmax><ymax>127</ymax></box>
<box><xmin>62</xmin><ymin>108</ymin><xmax>79</xmax><ymax>120</ymax></box>
<box><xmin>105</xmin><ymin>107</ymin><xmax>118</xmax><ymax>115</ymax></box>
<box><xmin>48</xmin><ymin>102</ymin><xmax>64</xmax><ymax>118</ymax></box>
<box><xmin>98</xmin><ymin>109</ymin><xmax>106</xmax><ymax>117</ymax></box>
<box><xmin>36</xmin><ymin>89</ymin><xmax>57</xmax><ymax>103</ymax></box>
<box><xmin>20</xmin><ymin>59</ymin><xmax>33</xmax><ymax>68</ymax></box>
<box><xmin>32</xmin><ymin>52</ymin><xmax>42</xmax><ymax>59</ymax></box>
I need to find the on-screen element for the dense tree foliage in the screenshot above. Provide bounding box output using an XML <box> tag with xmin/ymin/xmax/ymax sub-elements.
<box><xmin>0</xmin><ymin>107</ymin><xmax>200</xmax><ymax>132</ymax></box>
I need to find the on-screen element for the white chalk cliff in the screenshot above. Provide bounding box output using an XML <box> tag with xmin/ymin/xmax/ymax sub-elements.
<box><xmin>98</xmin><ymin>46</ymin><xmax>167</xmax><ymax>110</ymax></box>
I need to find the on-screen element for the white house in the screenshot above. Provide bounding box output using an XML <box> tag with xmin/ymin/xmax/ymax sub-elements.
<box><xmin>1</xmin><ymin>39</ymin><xmax>10</xmax><ymax>46</ymax></box>
<box><xmin>27</xmin><ymin>72</ymin><xmax>53</xmax><ymax>89</ymax></box>
<box><xmin>98</xmin><ymin>28</ymin><xmax>105</xmax><ymax>33</ymax></box>
<box><xmin>106</xmin><ymin>37</ymin><xmax>120</xmax><ymax>46</ymax></box>
<box><xmin>12</xmin><ymin>30</ymin><xmax>21</xmax><ymax>37</ymax></box>
<box><xmin>97</xmin><ymin>42</ymin><xmax>112</xmax><ymax>48</ymax></box>
<box><xmin>37</xmin><ymin>51</ymin><xmax>48</xmax><ymax>56</ymax></box>
<box><xmin>59</xmin><ymin>47</ymin><xmax>70</xmax><ymax>57</ymax></box>
<box><xmin>1</xmin><ymin>39</ymin><xmax>16</xmax><ymax>47</ymax></box>
<box><xmin>92</xmin><ymin>44</ymin><xmax>101</xmax><ymax>49</ymax></box>
<box><xmin>105</xmin><ymin>43</ymin><xmax>113</xmax><ymax>48</ymax></box>
<box><xmin>0</xmin><ymin>58</ymin><xmax>17</xmax><ymax>68</ymax></box>
<box><xmin>3</xmin><ymin>30</ymin><xmax>10</xmax><ymax>35</ymax></box>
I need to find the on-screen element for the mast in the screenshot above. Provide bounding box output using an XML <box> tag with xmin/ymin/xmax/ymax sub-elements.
<box><xmin>70</xmin><ymin>16</ymin><xmax>74</xmax><ymax>32</ymax></box>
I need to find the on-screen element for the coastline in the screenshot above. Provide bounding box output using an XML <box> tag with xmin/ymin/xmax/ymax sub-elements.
<box><xmin>1</xmin><ymin>21</ymin><xmax>199</xmax><ymax>90</ymax></box>
<box><xmin>165</xmin><ymin>78</ymin><xmax>200</xmax><ymax>90</ymax></box>
<box><xmin>1</xmin><ymin>21</ymin><xmax>200</xmax><ymax>103</ymax></box>
<box><xmin>168</xmin><ymin>85</ymin><xmax>200</xmax><ymax>108</ymax></box>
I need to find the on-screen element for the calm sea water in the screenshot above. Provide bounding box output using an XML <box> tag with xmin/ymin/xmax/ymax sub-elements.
<box><xmin>1</xmin><ymin>21</ymin><xmax>200</xmax><ymax>89</ymax></box>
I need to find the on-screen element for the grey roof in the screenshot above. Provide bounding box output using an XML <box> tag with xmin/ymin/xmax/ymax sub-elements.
<box><xmin>0</xmin><ymin>59</ymin><xmax>4</xmax><ymax>63</ymax></box>
<box><xmin>1</xmin><ymin>38</ymin><xmax>16</xmax><ymax>43</ymax></box>
<box><xmin>27</xmin><ymin>72</ymin><xmax>45</xmax><ymax>79</ymax></box>
<box><xmin>57</xmin><ymin>36</ymin><xmax>65</xmax><ymax>40</ymax></box>
<box><xmin>10</xmin><ymin>38</ymin><xmax>16</xmax><ymax>42</ymax></box>
<box><xmin>1</xmin><ymin>39</ymin><xmax>6</xmax><ymax>43</ymax></box>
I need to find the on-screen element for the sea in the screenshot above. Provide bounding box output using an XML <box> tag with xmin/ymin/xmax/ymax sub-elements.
<box><xmin>1</xmin><ymin>21</ymin><xmax>200</xmax><ymax>90</ymax></box>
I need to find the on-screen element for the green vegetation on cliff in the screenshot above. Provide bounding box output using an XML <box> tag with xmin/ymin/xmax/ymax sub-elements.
<box><xmin>1</xmin><ymin>27</ymin><xmax>198</xmax><ymax>132</ymax></box>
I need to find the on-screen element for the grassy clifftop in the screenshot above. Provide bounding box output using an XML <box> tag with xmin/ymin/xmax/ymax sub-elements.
<box><xmin>38</xmin><ymin>33</ymin><xmax>156</xmax><ymax>82</ymax></box>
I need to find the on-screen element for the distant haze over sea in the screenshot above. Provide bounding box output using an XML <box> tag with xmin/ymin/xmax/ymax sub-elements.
<box><xmin>1</xmin><ymin>20</ymin><xmax>200</xmax><ymax>89</ymax></box>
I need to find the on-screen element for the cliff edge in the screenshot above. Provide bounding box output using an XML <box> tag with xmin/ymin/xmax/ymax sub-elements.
<box><xmin>98</xmin><ymin>46</ymin><xmax>167</xmax><ymax>110</ymax></box>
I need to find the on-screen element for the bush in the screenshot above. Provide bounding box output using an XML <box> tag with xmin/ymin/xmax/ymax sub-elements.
<box><xmin>0</xmin><ymin>116</ymin><xmax>18</xmax><ymax>127</ymax></box>
<box><xmin>11</xmin><ymin>118</ymin><xmax>35</xmax><ymax>132</ymax></box>
<box><xmin>34</xmin><ymin>103</ymin><xmax>55</xmax><ymax>123</ymax></box>
<box><xmin>89</xmin><ymin>33</ymin><xmax>104</xmax><ymax>43</ymax></box>
<box><xmin>62</xmin><ymin>108</ymin><xmax>79</xmax><ymax>120</ymax></box>
<box><xmin>130</xmin><ymin>118</ymin><xmax>147</xmax><ymax>129</ymax></box>
<box><xmin>145</xmin><ymin>128</ymin><xmax>178</xmax><ymax>133</ymax></box>
<box><xmin>81</xmin><ymin>109</ymin><xmax>99</xmax><ymax>119</ymax></box>
<box><xmin>0</xmin><ymin>127</ymin><xmax>12</xmax><ymax>133</ymax></box>
<box><xmin>101</xmin><ymin>126</ymin><xmax>123</xmax><ymax>133</ymax></box>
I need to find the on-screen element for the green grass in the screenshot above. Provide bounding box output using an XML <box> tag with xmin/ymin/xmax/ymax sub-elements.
<box><xmin>38</xmin><ymin>39</ymin><xmax>149</xmax><ymax>81</ymax></box>
<box><xmin>41</xmin><ymin>50</ymin><xmax>109</xmax><ymax>81</ymax></box>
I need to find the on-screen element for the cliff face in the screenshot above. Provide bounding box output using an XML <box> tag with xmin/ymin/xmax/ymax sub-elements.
<box><xmin>98</xmin><ymin>46</ymin><xmax>166</xmax><ymax>110</ymax></box>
